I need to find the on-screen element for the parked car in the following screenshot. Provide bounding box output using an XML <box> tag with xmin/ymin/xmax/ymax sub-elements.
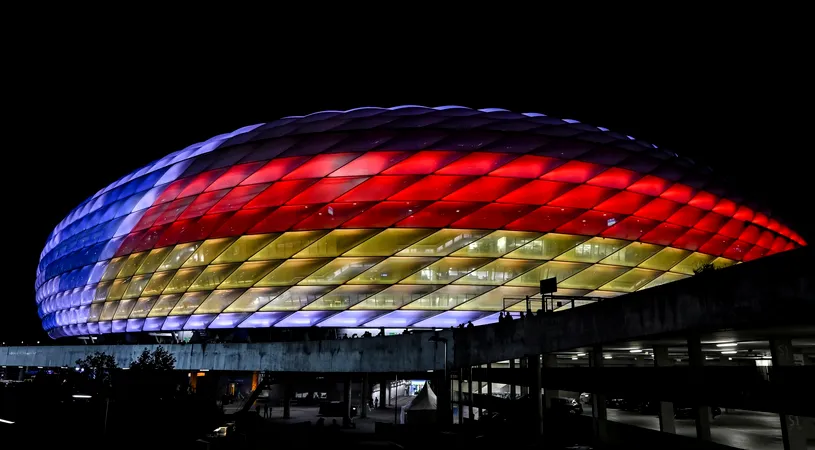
<box><xmin>635</xmin><ymin>400</ymin><xmax>659</xmax><ymax>415</ymax></box>
<box><xmin>606</xmin><ymin>397</ymin><xmax>625</xmax><ymax>408</ymax></box>
<box><xmin>674</xmin><ymin>405</ymin><xmax>721</xmax><ymax>419</ymax></box>
<box><xmin>618</xmin><ymin>398</ymin><xmax>645</xmax><ymax>412</ymax></box>
<box><xmin>551</xmin><ymin>397</ymin><xmax>584</xmax><ymax>415</ymax></box>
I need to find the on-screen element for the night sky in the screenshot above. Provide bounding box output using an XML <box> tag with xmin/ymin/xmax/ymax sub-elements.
<box><xmin>3</xmin><ymin>47</ymin><xmax>810</xmax><ymax>342</ymax></box>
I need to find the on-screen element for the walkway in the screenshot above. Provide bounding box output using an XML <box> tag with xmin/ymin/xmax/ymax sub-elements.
<box><xmin>237</xmin><ymin>405</ymin><xmax>407</xmax><ymax>433</ymax></box>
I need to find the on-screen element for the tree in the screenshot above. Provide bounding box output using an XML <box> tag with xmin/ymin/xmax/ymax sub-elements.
<box><xmin>130</xmin><ymin>346</ymin><xmax>176</xmax><ymax>371</ymax></box>
<box><xmin>693</xmin><ymin>262</ymin><xmax>720</xmax><ymax>275</ymax></box>
<box><xmin>75</xmin><ymin>351</ymin><xmax>118</xmax><ymax>394</ymax></box>
<box><xmin>128</xmin><ymin>347</ymin><xmax>179</xmax><ymax>403</ymax></box>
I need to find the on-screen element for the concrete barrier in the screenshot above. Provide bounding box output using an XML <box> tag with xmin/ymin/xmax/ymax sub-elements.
<box><xmin>0</xmin><ymin>329</ymin><xmax>455</xmax><ymax>373</ymax></box>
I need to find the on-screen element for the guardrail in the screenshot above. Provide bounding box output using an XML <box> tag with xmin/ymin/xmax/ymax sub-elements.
<box><xmin>502</xmin><ymin>295</ymin><xmax>606</xmax><ymax>313</ymax></box>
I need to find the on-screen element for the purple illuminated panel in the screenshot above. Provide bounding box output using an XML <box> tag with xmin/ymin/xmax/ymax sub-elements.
<box><xmin>184</xmin><ymin>314</ymin><xmax>217</xmax><ymax>330</ymax></box>
<box><xmin>363</xmin><ymin>310</ymin><xmax>438</xmax><ymax>328</ymax></box>
<box><xmin>412</xmin><ymin>311</ymin><xmax>491</xmax><ymax>328</ymax></box>
<box><xmin>161</xmin><ymin>315</ymin><xmax>189</xmax><ymax>331</ymax></box>
<box><xmin>143</xmin><ymin>317</ymin><xmax>166</xmax><ymax>331</ymax></box>
<box><xmin>239</xmin><ymin>312</ymin><xmax>288</xmax><ymax>328</ymax></box>
<box><xmin>78</xmin><ymin>305</ymin><xmax>90</xmax><ymax>322</ymax></box>
<box><xmin>98</xmin><ymin>321</ymin><xmax>112</xmax><ymax>334</ymax></box>
<box><xmin>316</xmin><ymin>311</ymin><xmax>385</xmax><ymax>328</ymax></box>
<box><xmin>87</xmin><ymin>322</ymin><xmax>100</xmax><ymax>335</ymax></box>
<box><xmin>274</xmin><ymin>311</ymin><xmax>334</xmax><ymax>327</ymax></box>
<box><xmin>473</xmin><ymin>312</ymin><xmax>521</xmax><ymax>326</ymax></box>
<box><xmin>126</xmin><ymin>319</ymin><xmax>144</xmax><ymax>332</ymax></box>
<box><xmin>35</xmin><ymin>106</ymin><xmax>804</xmax><ymax>340</ymax></box>
<box><xmin>77</xmin><ymin>323</ymin><xmax>88</xmax><ymax>335</ymax></box>
<box><xmin>209</xmin><ymin>313</ymin><xmax>250</xmax><ymax>329</ymax></box>
<box><xmin>111</xmin><ymin>320</ymin><xmax>127</xmax><ymax>333</ymax></box>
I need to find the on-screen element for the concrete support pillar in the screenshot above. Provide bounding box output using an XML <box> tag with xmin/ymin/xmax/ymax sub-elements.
<box><xmin>687</xmin><ymin>334</ymin><xmax>711</xmax><ymax>441</ymax></box>
<box><xmin>509</xmin><ymin>359</ymin><xmax>517</xmax><ymax>399</ymax></box>
<box><xmin>251</xmin><ymin>371</ymin><xmax>259</xmax><ymax>391</ymax></box>
<box><xmin>542</xmin><ymin>354</ymin><xmax>558</xmax><ymax>409</ymax></box>
<box><xmin>591</xmin><ymin>345</ymin><xmax>608</xmax><ymax>441</ymax></box>
<box><xmin>478</xmin><ymin>366</ymin><xmax>483</xmax><ymax>419</ymax></box>
<box><xmin>379</xmin><ymin>380</ymin><xmax>386</xmax><ymax>409</ymax></box>
<box><xmin>360</xmin><ymin>373</ymin><xmax>369</xmax><ymax>419</ymax></box>
<box><xmin>189</xmin><ymin>371</ymin><xmax>198</xmax><ymax>392</ymax></box>
<box><xmin>771</xmin><ymin>338</ymin><xmax>807</xmax><ymax>450</ymax></box>
<box><xmin>17</xmin><ymin>366</ymin><xmax>26</xmax><ymax>381</ymax></box>
<box><xmin>434</xmin><ymin>372</ymin><xmax>451</xmax><ymax>425</ymax></box>
<box><xmin>520</xmin><ymin>357</ymin><xmax>529</xmax><ymax>396</ymax></box>
<box><xmin>531</xmin><ymin>354</ymin><xmax>543</xmax><ymax>436</ymax></box>
<box><xmin>457</xmin><ymin>368</ymin><xmax>463</xmax><ymax>424</ymax></box>
<box><xmin>343</xmin><ymin>377</ymin><xmax>352</xmax><ymax>425</ymax></box>
<box><xmin>467</xmin><ymin>366</ymin><xmax>473</xmax><ymax>421</ymax></box>
<box><xmin>653</xmin><ymin>346</ymin><xmax>676</xmax><ymax>434</ymax></box>
<box><xmin>283</xmin><ymin>383</ymin><xmax>291</xmax><ymax>419</ymax></box>
<box><xmin>486</xmin><ymin>362</ymin><xmax>493</xmax><ymax>397</ymax></box>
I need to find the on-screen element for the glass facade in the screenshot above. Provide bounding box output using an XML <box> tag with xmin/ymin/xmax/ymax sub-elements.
<box><xmin>36</xmin><ymin>106</ymin><xmax>805</xmax><ymax>337</ymax></box>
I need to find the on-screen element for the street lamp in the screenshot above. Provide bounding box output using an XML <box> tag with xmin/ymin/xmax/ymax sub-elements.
<box><xmin>428</xmin><ymin>334</ymin><xmax>449</xmax><ymax>420</ymax></box>
<box><xmin>428</xmin><ymin>335</ymin><xmax>448</xmax><ymax>381</ymax></box>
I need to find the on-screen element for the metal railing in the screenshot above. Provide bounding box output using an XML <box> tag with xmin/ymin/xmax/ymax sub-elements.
<box><xmin>502</xmin><ymin>294</ymin><xmax>606</xmax><ymax>314</ymax></box>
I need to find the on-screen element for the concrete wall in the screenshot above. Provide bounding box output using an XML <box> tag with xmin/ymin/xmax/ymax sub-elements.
<box><xmin>453</xmin><ymin>247</ymin><xmax>814</xmax><ymax>367</ymax></box>
<box><xmin>0</xmin><ymin>329</ymin><xmax>455</xmax><ymax>373</ymax></box>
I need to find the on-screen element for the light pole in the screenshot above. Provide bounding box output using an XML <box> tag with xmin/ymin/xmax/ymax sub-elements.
<box><xmin>428</xmin><ymin>335</ymin><xmax>448</xmax><ymax>384</ymax></box>
<box><xmin>393</xmin><ymin>373</ymin><xmax>399</xmax><ymax>424</ymax></box>
<box><xmin>428</xmin><ymin>335</ymin><xmax>449</xmax><ymax>420</ymax></box>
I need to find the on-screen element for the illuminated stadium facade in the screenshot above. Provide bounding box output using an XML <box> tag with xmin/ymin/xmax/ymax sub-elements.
<box><xmin>36</xmin><ymin>106</ymin><xmax>806</xmax><ymax>339</ymax></box>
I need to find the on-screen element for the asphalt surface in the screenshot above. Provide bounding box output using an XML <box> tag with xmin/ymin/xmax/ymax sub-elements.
<box><xmin>584</xmin><ymin>404</ymin><xmax>815</xmax><ymax>450</ymax></box>
<box><xmin>230</xmin><ymin>400</ymin><xmax>813</xmax><ymax>449</ymax></box>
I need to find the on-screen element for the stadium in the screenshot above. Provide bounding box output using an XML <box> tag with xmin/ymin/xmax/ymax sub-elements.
<box><xmin>35</xmin><ymin>106</ymin><xmax>806</xmax><ymax>339</ymax></box>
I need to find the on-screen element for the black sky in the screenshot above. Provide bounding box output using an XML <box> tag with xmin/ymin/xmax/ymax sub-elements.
<box><xmin>3</xmin><ymin>36</ymin><xmax>811</xmax><ymax>342</ymax></box>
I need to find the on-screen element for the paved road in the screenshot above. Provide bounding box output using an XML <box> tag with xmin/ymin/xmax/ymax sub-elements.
<box><xmin>229</xmin><ymin>401</ymin><xmax>813</xmax><ymax>449</ymax></box>
<box><xmin>230</xmin><ymin>403</ymin><xmax>412</xmax><ymax>433</ymax></box>
<box><xmin>584</xmin><ymin>405</ymin><xmax>803</xmax><ymax>450</ymax></box>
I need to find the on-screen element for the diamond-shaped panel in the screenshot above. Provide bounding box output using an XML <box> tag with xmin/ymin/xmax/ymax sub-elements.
<box><xmin>36</xmin><ymin>106</ymin><xmax>805</xmax><ymax>337</ymax></box>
